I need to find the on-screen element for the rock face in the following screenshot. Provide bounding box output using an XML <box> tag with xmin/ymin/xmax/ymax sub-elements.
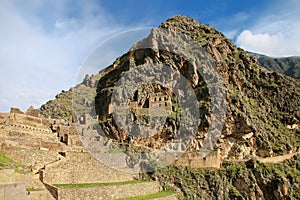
<box><xmin>95</xmin><ymin>15</ymin><xmax>300</xmax><ymax>161</ymax></box>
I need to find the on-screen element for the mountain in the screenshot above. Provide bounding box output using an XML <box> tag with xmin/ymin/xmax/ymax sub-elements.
<box><xmin>95</xmin><ymin>15</ymin><xmax>299</xmax><ymax>157</ymax></box>
<box><xmin>249</xmin><ymin>52</ymin><xmax>300</xmax><ymax>80</ymax></box>
<box><xmin>40</xmin><ymin>15</ymin><xmax>300</xmax><ymax>199</ymax></box>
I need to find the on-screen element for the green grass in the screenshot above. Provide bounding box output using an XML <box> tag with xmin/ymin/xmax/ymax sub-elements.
<box><xmin>53</xmin><ymin>180</ymin><xmax>153</xmax><ymax>188</ymax></box>
<box><xmin>26</xmin><ymin>188</ymin><xmax>43</xmax><ymax>192</ymax></box>
<box><xmin>116</xmin><ymin>190</ymin><xmax>176</xmax><ymax>200</ymax></box>
<box><xmin>0</xmin><ymin>151</ymin><xmax>12</xmax><ymax>166</ymax></box>
<box><xmin>15</xmin><ymin>169</ymin><xmax>31</xmax><ymax>174</ymax></box>
<box><xmin>105</xmin><ymin>148</ymin><xmax>124</xmax><ymax>154</ymax></box>
<box><xmin>0</xmin><ymin>150</ymin><xmax>24</xmax><ymax>169</ymax></box>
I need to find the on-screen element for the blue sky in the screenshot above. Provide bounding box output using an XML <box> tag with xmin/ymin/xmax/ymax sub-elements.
<box><xmin>0</xmin><ymin>0</ymin><xmax>299</xmax><ymax>112</ymax></box>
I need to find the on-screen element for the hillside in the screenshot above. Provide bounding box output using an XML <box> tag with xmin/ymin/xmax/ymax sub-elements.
<box><xmin>40</xmin><ymin>74</ymin><xmax>102</xmax><ymax>119</ymax></box>
<box><xmin>250</xmin><ymin>52</ymin><xmax>300</xmax><ymax>80</ymax></box>
<box><xmin>38</xmin><ymin>15</ymin><xmax>300</xmax><ymax>199</ymax></box>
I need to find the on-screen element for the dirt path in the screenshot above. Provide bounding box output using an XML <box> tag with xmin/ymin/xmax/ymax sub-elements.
<box><xmin>257</xmin><ymin>152</ymin><xmax>299</xmax><ymax>164</ymax></box>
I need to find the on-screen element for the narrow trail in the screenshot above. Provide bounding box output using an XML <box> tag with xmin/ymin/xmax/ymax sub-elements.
<box><xmin>257</xmin><ymin>152</ymin><xmax>299</xmax><ymax>164</ymax></box>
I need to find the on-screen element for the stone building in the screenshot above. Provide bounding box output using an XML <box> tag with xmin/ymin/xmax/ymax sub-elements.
<box><xmin>129</xmin><ymin>90</ymin><xmax>172</xmax><ymax>117</ymax></box>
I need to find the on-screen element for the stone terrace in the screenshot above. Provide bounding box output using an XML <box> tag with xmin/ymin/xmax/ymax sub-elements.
<box><xmin>0</xmin><ymin>111</ymin><xmax>180</xmax><ymax>199</ymax></box>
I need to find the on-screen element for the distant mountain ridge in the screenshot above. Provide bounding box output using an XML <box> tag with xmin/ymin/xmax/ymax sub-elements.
<box><xmin>249</xmin><ymin>52</ymin><xmax>300</xmax><ymax>79</ymax></box>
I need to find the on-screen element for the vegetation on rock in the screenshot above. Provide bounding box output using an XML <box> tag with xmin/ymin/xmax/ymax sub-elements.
<box><xmin>155</xmin><ymin>154</ymin><xmax>300</xmax><ymax>199</ymax></box>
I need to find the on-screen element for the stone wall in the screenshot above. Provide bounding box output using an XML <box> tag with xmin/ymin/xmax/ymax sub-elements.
<box><xmin>25</xmin><ymin>106</ymin><xmax>41</xmax><ymax>117</ymax></box>
<box><xmin>1</xmin><ymin>146</ymin><xmax>61</xmax><ymax>172</ymax></box>
<box><xmin>0</xmin><ymin>183</ymin><xmax>26</xmax><ymax>200</ymax></box>
<box><xmin>175</xmin><ymin>150</ymin><xmax>221</xmax><ymax>169</ymax></box>
<box><xmin>10</xmin><ymin>124</ymin><xmax>50</xmax><ymax>133</ymax></box>
<box><xmin>27</xmin><ymin>189</ymin><xmax>56</xmax><ymax>200</ymax></box>
<box><xmin>0</xmin><ymin>112</ymin><xmax>51</xmax><ymax>129</ymax></box>
<box><xmin>258</xmin><ymin>152</ymin><xmax>299</xmax><ymax>164</ymax></box>
<box><xmin>0</xmin><ymin>169</ymin><xmax>55</xmax><ymax>200</ymax></box>
<box><xmin>57</xmin><ymin>181</ymin><xmax>160</xmax><ymax>200</ymax></box>
<box><xmin>10</xmin><ymin>108</ymin><xmax>24</xmax><ymax>114</ymax></box>
<box><xmin>0</xmin><ymin>113</ymin><xmax>11</xmax><ymax>126</ymax></box>
<box><xmin>43</xmin><ymin>183</ymin><xmax>58</xmax><ymax>200</ymax></box>
<box><xmin>0</xmin><ymin>170</ymin><xmax>15</xmax><ymax>184</ymax></box>
<box><xmin>1</xmin><ymin>134</ymin><xmax>64</xmax><ymax>152</ymax></box>
<box><xmin>42</xmin><ymin>152</ymin><xmax>135</xmax><ymax>184</ymax></box>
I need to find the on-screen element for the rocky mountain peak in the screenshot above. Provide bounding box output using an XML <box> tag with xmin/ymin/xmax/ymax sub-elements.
<box><xmin>160</xmin><ymin>15</ymin><xmax>223</xmax><ymax>35</ymax></box>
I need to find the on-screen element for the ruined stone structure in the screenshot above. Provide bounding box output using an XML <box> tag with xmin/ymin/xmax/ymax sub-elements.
<box><xmin>25</xmin><ymin>106</ymin><xmax>41</xmax><ymax>117</ymax></box>
<box><xmin>129</xmin><ymin>90</ymin><xmax>172</xmax><ymax>117</ymax></box>
<box><xmin>175</xmin><ymin>150</ymin><xmax>221</xmax><ymax>168</ymax></box>
<box><xmin>10</xmin><ymin>108</ymin><xmax>24</xmax><ymax>114</ymax></box>
<box><xmin>78</xmin><ymin>113</ymin><xmax>97</xmax><ymax>126</ymax></box>
<box><xmin>1</xmin><ymin>100</ymin><xmax>299</xmax><ymax>199</ymax></box>
<box><xmin>0</xmin><ymin>108</ymin><xmax>181</xmax><ymax>199</ymax></box>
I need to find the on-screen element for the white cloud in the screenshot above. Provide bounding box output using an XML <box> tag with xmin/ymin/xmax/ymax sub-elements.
<box><xmin>236</xmin><ymin>1</ymin><xmax>300</xmax><ymax>57</ymax></box>
<box><xmin>236</xmin><ymin>30</ymin><xmax>283</xmax><ymax>56</ymax></box>
<box><xmin>55</xmin><ymin>18</ymin><xmax>77</xmax><ymax>29</ymax></box>
<box><xmin>236</xmin><ymin>25</ymin><xmax>300</xmax><ymax>57</ymax></box>
<box><xmin>0</xmin><ymin>0</ymin><xmax>125</xmax><ymax>112</ymax></box>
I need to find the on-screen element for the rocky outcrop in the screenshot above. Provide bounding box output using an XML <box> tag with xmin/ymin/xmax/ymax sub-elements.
<box><xmin>25</xmin><ymin>106</ymin><xmax>41</xmax><ymax>117</ymax></box>
<box><xmin>40</xmin><ymin>73</ymin><xmax>102</xmax><ymax>119</ymax></box>
<box><xmin>40</xmin><ymin>89</ymin><xmax>73</xmax><ymax>118</ymax></box>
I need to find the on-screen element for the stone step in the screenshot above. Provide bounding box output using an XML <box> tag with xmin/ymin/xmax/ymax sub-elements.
<box><xmin>54</xmin><ymin>181</ymin><xmax>161</xmax><ymax>200</ymax></box>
